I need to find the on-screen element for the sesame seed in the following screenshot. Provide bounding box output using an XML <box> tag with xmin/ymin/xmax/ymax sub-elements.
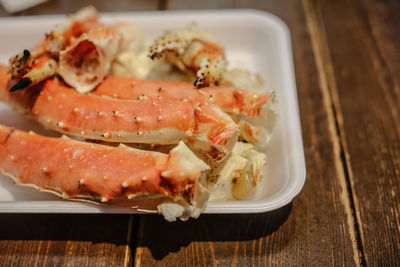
<box><xmin>80</xmin><ymin>130</ymin><xmax>86</xmax><ymax>135</ymax></box>
<box><xmin>10</xmin><ymin>155</ymin><xmax>14</xmax><ymax>161</ymax></box>
<box><xmin>98</xmin><ymin>111</ymin><xmax>103</xmax><ymax>116</ymax></box>
<box><xmin>73</xmin><ymin>107</ymin><xmax>79</xmax><ymax>112</ymax></box>
<box><xmin>135</xmin><ymin>117</ymin><xmax>142</xmax><ymax>122</ymax></box>
<box><xmin>113</xmin><ymin>111</ymin><xmax>119</xmax><ymax>116</ymax></box>
<box><xmin>161</xmin><ymin>171</ymin><xmax>169</xmax><ymax>178</ymax></box>
<box><xmin>157</xmin><ymin>116</ymin><xmax>163</xmax><ymax>121</ymax></box>
<box><xmin>102</xmin><ymin>132</ymin><xmax>110</xmax><ymax>138</ymax></box>
<box><xmin>185</xmin><ymin>130</ymin><xmax>193</xmax><ymax>137</ymax></box>
<box><xmin>89</xmin><ymin>145</ymin><xmax>94</xmax><ymax>148</ymax></box>
<box><xmin>47</xmin><ymin>96</ymin><xmax>52</xmax><ymax>100</ymax></box>
<box><xmin>103</xmin><ymin>176</ymin><xmax>108</xmax><ymax>180</ymax></box>
<box><xmin>79</xmin><ymin>179</ymin><xmax>85</xmax><ymax>185</ymax></box>
<box><xmin>101</xmin><ymin>197</ymin><xmax>109</xmax><ymax>203</ymax></box>
<box><xmin>137</xmin><ymin>131</ymin><xmax>144</xmax><ymax>136</ymax></box>
<box><xmin>41</xmin><ymin>167</ymin><xmax>47</xmax><ymax>173</ymax></box>
<box><xmin>57</xmin><ymin>122</ymin><xmax>64</xmax><ymax>128</ymax></box>
<box><xmin>151</xmin><ymin>101</ymin><xmax>156</xmax><ymax>105</ymax></box>
<box><xmin>142</xmin><ymin>176</ymin><xmax>147</xmax><ymax>182</ymax></box>
<box><xmin>122</xmin><ymin>182</ymin><xmax>128</xmax><ymax>188</ymax></box>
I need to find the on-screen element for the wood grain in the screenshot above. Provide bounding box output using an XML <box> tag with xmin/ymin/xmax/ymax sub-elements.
<box><xmin>134</xmin><ymin>0</ymin><xmax>359</xmax><ymax>266</ymax></box>
<box><xmin>311</xmin><ymin>0</ymin><xmax>400</xmax><ymax>265</ymax></box>
<box><xmin>0</xmin><ymin>214</ymin><xmax>133</xmax><ymax>267</ymax></box>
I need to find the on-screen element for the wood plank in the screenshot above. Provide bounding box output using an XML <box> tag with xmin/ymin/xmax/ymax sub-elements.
<box><xmin>0</xmin><ymin>214</ymin><xmax>133</xmax><ymax>267</ymax></box>
<box><xmin>311</xmin><ymin>0</ymin><xmax>400</xmax><ymax>265</ymax></box>
<box><xmin>135</xmin><ymin>0</ymin><xmax>359</xmax><ymax>266</ymax></box>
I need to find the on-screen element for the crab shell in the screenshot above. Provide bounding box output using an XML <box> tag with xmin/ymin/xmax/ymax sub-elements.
<box><xmin>149</xmin><ymin>23</ymin><xmax>227</xmax><ymax>87</ymax></box>
<box><xmin>0</xmin><ymin>66</ymin><xmax>238</xmax><ymax>159</ymax></box>
<box><xmin>94</xmin><ymin>76</ymin><xmax>271</xmax><ymax>118</ymax></box>
<box><xmin>0</xmin><ymin>125</ymin><xmax>210</xmax><ymax>221</ymax></box>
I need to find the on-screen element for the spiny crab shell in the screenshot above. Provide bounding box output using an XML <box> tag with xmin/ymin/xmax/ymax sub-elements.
<box><xmin>149</xmin><ymin>23</ymin><xmax>227</xmax><ymax>88</ymax></box>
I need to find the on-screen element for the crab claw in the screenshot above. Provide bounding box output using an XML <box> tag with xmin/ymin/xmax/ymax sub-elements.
<box><xmin>149</xmin><ymin>23</ymin><xmax>227</xmax><ymax>88</ymax></box>
<box><xmin>9</xmin><ymin>54</ymin><xmax>57</xmax><ymax>92</ymax></box>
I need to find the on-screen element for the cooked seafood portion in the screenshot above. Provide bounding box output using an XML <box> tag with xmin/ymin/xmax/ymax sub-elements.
<box><xmin>0</xmin><ymin>6</ymin><xmax>276</xmax><ymax>220</ymax></box>
<box><xmin>208</xmin><ymin>142</ymin><xmax>265</xmax><ymax>201</ymax></box>
<box><xmin>149</xmin><ymin>23</ymin><xmax>227</xmax><ymax>87</ymax></box>
<box><xmin>0</xmin><ymin>125</ymin><xmax>210</xmax><ymax>221</ymax></box>
<box><xmin>94</xmin><ymin>76</ymin><xmax>271</xmax><ymax>118</ymax></box>
<box><xmin>58</xmin><ymin>25</ymin><xmax>120</xmax><ymax>93</ymax></box>
<box><xmin>0</xmin><ymin>66</ymin><xmax>238</xmax><ymax>159</ymax></box>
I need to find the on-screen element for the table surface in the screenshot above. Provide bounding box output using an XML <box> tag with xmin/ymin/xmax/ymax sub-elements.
<box><xmin>0</xmin><ymin>0</ymin><xmax>399</xmax><ymax>266</ymax></box>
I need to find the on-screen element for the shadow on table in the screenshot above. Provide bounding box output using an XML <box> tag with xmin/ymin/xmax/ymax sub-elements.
<box><xmin>136</xmin><ymin>203</ymin><xmax>292</xmax><ymax>260</ymax></box>
<box><xmin>0</xmin><ymin>213</ymin><xmax>131</xmax><ymax>245</ymax></box>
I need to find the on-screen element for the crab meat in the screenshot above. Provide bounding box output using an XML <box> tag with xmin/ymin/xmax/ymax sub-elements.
<box><xmin>149</xmin><ymin>23</ymin><xmax>227</xmax><ymax>88</ymax></box>
<box><xmin>44</xmin><ymin>6</ymin><xmax>99</xmax><ymax>55</ymax></box>
<box><xmin>94</xmin><ymin>76</ymin><xmax>271</xmax><ymax>118</ymax></box>
<box><xmin>0</xmin><ymin>125</ymin><xmax>210</xmax><ymax>221</ymax></box>
<box><xmin>59</xmin><ymin>25</ymin><xmax>120</xmax><ymax>93</ymax></box>
<box><xmin>220</xmin><ymin>68</ymin><xmax>265</xmax><ymax>91</ymax></box>
<box><xmin>9</xmin><ymin>6</ymin><xmax>122</xmax><ymax>93</ymax></box>
<box><xmin>208</xmin><ymin>142</ymin><xmax>266</xmax><ymax>201</ymax></box>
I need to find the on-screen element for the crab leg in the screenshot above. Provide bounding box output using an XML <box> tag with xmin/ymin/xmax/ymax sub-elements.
<box><xmin>0</xmin><ymin>125</ymin><xmax>210</xmax><ymax>220</ymax></box>
<box><xmin>0</xmin><ymin>68</ymin><xmax>238</xmax><ymax>158</ymax></box>
<box><xmin>94</xmin><ymin>76</ymin><xmax>271</xmax><ymax>118</ymax></box>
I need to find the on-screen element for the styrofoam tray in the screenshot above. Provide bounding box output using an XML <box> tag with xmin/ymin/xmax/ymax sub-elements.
<box><xmin>0</xmin><ymin>9</ymin><xmax>305</xmax><ymax>214</ymax></box>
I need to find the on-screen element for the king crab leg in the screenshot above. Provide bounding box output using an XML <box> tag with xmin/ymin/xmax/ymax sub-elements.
<box><xmin>94</xmin><ymin>76</ymin><xmax>271</xmax><ymax>118</ymax></box>
<box><xmin>0</xmin><ymin>125</ymin><xmax>210</xmax><ymax>220</ymax></box>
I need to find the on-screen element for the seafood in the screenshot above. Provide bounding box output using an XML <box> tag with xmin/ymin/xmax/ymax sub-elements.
<box><xmin>0</xmin><ymin>6</ymin><xmax>276</xmax><ymax>220</ymax></box>
<box><xmin>149</xmin><ymin>23</ymin><xmax>227</xmax><ymax>87</ymax></box>
<box><xmin>220</xmin><ymin>68</ymin><xmax>265</xmax><ymax>91</ymax></box>
<box><xmin>1</xmin><ymin>66</ymin><xmax>238</xmax><ymax>159</ymax></box>
<box><xmin>0</xmin><ymin>125</ymin><xmax>210</xmax><ymax>221</ymax></box>
<box><xmin>9</xmin><ymin>6</ymin><xmax>100</xmax><ymax>92</ymax></box>
<box><xmin>9</xmin><ymin>6</ymin><xmax>123</xmax><ymax>93</ymax></box>
<box><xmin>93</xmin><ymin>76</ymin><xmax>271</xmax><ymax>118</ymax></box>
<box><xmin>58</xmin><ymin>24</ymin><xmax>120</xmax><ymax>93</ymax></box>
<box><xmin>208</xmin><ymin>142</ymin><xmax>265</xmax><ymax>201</ymax></box>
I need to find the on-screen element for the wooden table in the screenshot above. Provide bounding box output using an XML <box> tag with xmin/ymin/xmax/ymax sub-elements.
<box><xmin>0</xmin><ymin>0</ymin><xmax>399</xmax><ymax>266</ymax></box>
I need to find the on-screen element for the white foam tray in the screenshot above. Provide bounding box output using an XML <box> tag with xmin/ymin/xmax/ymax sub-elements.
<box><xmin>0</xmin><ymin>9</ymin><xmax>305</xmax><ymax>214</ymax></box>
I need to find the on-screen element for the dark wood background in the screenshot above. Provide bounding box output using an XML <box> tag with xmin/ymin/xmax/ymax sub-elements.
<box><xmin>0</xmin><ymin>0</ymin><xmax>399</xmax><ymax>266</ymax></box>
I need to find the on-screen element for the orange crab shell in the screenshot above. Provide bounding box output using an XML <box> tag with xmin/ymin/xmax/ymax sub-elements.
<box><xmin>94</xmin><ymin>76</ymin><xmax>270</xmax><ymax>118</ymax></box>
<box><xmin>0</xmin><ymin>125</ymin><xmax>210</xmax><ymax>203</ymax></box>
